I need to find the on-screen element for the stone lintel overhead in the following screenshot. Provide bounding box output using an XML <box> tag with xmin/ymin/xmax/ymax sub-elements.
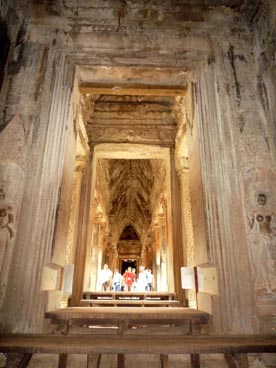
<box><xmin>80</xmin><ymin>84</ymin><xmax>186</xmax><ymax>96</ymax></box>
<box><xmin>87</xmin><ymin>127</ymin><xmax>176</xmax><ymax>146</ymax></box>
<box><xmin>85</xmin><ymin>89</ymin><xmax>179</xmax><ymax>147</ymax></box>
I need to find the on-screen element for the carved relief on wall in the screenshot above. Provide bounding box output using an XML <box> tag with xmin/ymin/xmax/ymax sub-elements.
<box><xmin>87</xmin><ymin>126</ymin><xmax>176</xmax><ymax>145</ymax></box>
<box><xmin>0</xmin><ymin>189</ymin><xmax>14</xmax><ymax>276</ymax></box>
<box><xmin>0</xmin><ymin>188</ymin><xmax>15</xmax><ymax>308</ymax></box>
<box><xmin>244</xmin><ymin>169</ymin><xmax>276</xmax><ymax>300</ymax></box>
<box><xmin>0</xmin><ymin>162</ymin><xmax>25</xmax><ymax>307</ymax></box>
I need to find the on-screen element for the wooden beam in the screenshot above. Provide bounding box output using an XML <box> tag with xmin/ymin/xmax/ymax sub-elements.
<box><xmin>1</xmin><ymin>334</ymin><xmax>276</xmax><ymax>355</ymax></box>
<box><xmin>58</xmin><ymin>353</ymin><xmax>67</xmax><ymax>368</ymax></box>
<box><xmin>6</xmin><ymin>353</ymin><xmax>32</xmax><ymax>368</ymax></box>
<box><xmin>79</xmin><ymin>84</ymin><xmax>186</xmax><ymax>96</ymax></box>
<box><xmin>224</xmin><ymin>353</ymin><xmax>249</xmax><ymax>368</ymax></box>
<box><xmin>87</xmin><ymin>353</ymin><xmax>101</xmax><ymax>368</ymax></box>
<box><xmin>117</xmin><ymin>354</ymin><xmax>125</xmax><ymax>368</ymax></box>
<box><xmin>191</xmin><ymin>353</ymin><xmax>200</xmax><ymax>368</ymax></box>
<box><xmin>160</xmin><ymin>354</ymin><xmax>169</xmax><ymax>368</ymax></box>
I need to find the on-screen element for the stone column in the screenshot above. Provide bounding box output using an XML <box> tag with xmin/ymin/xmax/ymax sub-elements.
<box><xmin>175</xmin><ymin>156</ymin><xmax>196</xmax><ymax>307</ymax></box>
<box><xmin>170</xmin><ymin>149</ymin><xmax>185</xmax><ymax>302</ymax></box>
<box><xmin>0</xmin><ymin>118</ymin><xmax>25</xmax><ymax>309</ymax></box>
<box><xmin>89</xmin><ymin>222</ymin><xmax>100</xmax><ymax>291</ymax></box>
<box><xmin>153</xmin><ymin>224</ymin><xmax>161</xmax><ymax>291</ymax></box>
<box><xmin>0</xmin><ymin>50</ymin><xmax>75</xmax><ymax>332</ymax></box>
<box><xmin>66</xmin><ymin>158</ymin><xmax>87</xmax><ymax>265</ymax></box>
<box><xmin>140</xmin><ymin>244</ymin><xmax>147</xmax><ymax>267</ymax></box>
<box><xmin>159</xmin><ymin>216</ymin><xmax>168</xmax><ymax>291</ymax></box>
<box><xmin>110</xmin><ymin>244</ymin><xmax>118</xmax><ymax>272</ymax></box>
<box><xmin>95</xmin><ymin>222</ymin><xmax>107</xmax><ymax>291</ymax></box>
<box><xmin>57</xmin><ymin>157</ymin><xmax>87</xmax><ymax>307</ymax></box>
<box><xmin>191</xmin><ymin>56</ymin><xmax>256</xmax><ymax>332</ymax></box>
<box><xmin>71</xmin><ymin>156</ymin><xmax>94</xmax><ymax>306</ymax></box>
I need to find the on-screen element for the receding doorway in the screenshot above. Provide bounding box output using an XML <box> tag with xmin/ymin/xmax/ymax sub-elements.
<box><xmin>121</xmin><ymin>259</ymin><xmax>137</xmax><ymax>274</ymax></box>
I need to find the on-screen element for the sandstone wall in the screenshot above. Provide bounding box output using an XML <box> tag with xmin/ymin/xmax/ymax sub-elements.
<box><xmin>0</xmin><ymin>0</ymin><xmax>275</xmax><ymax>335</ymax></box>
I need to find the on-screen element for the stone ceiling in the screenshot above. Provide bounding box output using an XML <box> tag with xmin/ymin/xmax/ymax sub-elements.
<box><xmin>96</xmin><ymin>154</ymin><xmax>166</xmax><ymax>243</ymax></box>
<box><xmin>18</xmin><ymin>0</ymin><xmax>259</xmax><ymax>25</ymax></box>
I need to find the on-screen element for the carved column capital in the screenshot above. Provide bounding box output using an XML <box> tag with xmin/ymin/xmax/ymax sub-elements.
<box><xmin>175</xmin><ymin>155</ymin><xmax>189</xmax><ymax>177</ymax></box>
<box><xmin>75</xmin><ymin>155</ymin><xmax>88</xmax><ymax>173</ymax></box>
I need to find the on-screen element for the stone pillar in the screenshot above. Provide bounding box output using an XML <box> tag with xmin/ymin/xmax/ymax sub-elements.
<box><xmin>71</xmin><ymin>156</ymin><xmax>94</xmax><ymax>306</ymax></box>
<box><xmin>175</xmin><ymin>156</ymin><xmax>196</xmax><ymax>307</ymax></box>
<box><xmin>153</xmin><ymin>224</ymin><xmax>161</xmax><ymax>291</ymax></box>
<box><xmin>0</xmin><ymin>50</ymin><xmax>75</xmax><ymax>332</ymax></box>
<box><xmin>144</xmin><ymin>243</ymin><xmax>152</xmax><ymax>270</ymax></box>
<box><xmin>55</xmin><ymin>157</ymin><xmax>87</xmax><ymax>308</ymax></box>
<box><xmin>95</xmin><ymin>222</ymin><xmax>107</xmax><ymax>291</ymax></box>
<box><xmin>110</xmin><ymin>244</ymin><xmax>118</xmax><ymax>272</ymax></box>
<box><xmin>170</xmin><ymin>149</ymin><xmax>185</xmax><ymax>302</ymax></box>
<box><xmin>66</xmin><ymin>158</ymin><xmax>87</xmax><ymax>265</ymax></box>
<box><xmin>89</xmin><ymin>222</ymin><xmax>100</xmax><ymax>291</ymax></box>
<box><xmin>190</xmin><ymin>56</ymin><xmax>256</xmax><ymax>332</ymax></box>
<box><xmin>140</xmin><ymin>244</ymin><xmax>147</xmax><ymax>267</ymax></box>
<box><xmin>103</xmin><ymin>231</ymin><xmax>112</xmax><ymax>266</ymax></box>
<box><xmin>159</xmin><ymin>217</ymin><xmax>168</xmax><ymax>291</ymax></box>
<box><xmin>0</xmin><ymin>114</ymin><xmax>26</xmax><ymax>309</ymax></box>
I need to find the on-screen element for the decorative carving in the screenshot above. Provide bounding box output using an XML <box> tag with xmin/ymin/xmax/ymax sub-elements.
<box><xmin>244</xmin><ymin>170</ymin><xmax>276</xmax><ymax>297</ymax></box>
<box><xmin>87</xmin><ymin>126</ymin><xmax>176</xmax><ymax>145</ymax></box>
<box><xmin>257</xmin><ymin>193</ymin><xmax>267</xmax><ymax>207</ymax></box>
<box><xmin>0</xmin><ymin>190</ymin><xmax>15</xmax><ymax>277</ymax></box>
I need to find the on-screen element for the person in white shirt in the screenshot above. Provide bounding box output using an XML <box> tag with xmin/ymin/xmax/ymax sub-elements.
<box><xmin>98</xmin><ymin>264</ymin><xmax>112</xmax><ymax>291</ymax></box>
<box><xmin>137</xmin><ymin>265</ymin><xmax>147</xmax><ymax>292</ymax></box>
<box><xmin>145</xmin><ymin>269</ymin><xmax>153</xmax><ymax>291</ymax></box>
<box><xmin>112</xmin><ymin>269</ymin><xmax>122</xmax><ymax>291</ymax></box>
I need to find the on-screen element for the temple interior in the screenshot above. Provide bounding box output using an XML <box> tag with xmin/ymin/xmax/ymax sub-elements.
<box><xmin>0</xmin><ymin>0</ymin><xmax>276</xmax><ymax>367</ymax></box>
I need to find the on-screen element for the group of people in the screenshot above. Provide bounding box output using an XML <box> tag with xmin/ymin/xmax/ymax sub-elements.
<box><xmin>98</xmin><ymin>264</ymin><xmax>154</xmax><ymax>292</ymax></box>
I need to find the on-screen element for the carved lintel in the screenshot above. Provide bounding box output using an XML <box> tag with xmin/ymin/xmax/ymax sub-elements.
<box><xmin>86</xmin><ymin>125</ymin><xmax>176</xmax><ymax>146</ymax></box>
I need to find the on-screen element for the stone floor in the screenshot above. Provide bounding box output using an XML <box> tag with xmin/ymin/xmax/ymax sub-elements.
<box><xmin>1</xmin><ymin>352</ymin><xmax>275</xmax><ymax>367</ymax></box>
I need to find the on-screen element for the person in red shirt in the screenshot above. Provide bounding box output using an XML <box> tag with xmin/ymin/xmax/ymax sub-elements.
<box><xmin>123</xmin><ymin>266</ymin><xmax>135</xmax><ymax>291</ymax></box>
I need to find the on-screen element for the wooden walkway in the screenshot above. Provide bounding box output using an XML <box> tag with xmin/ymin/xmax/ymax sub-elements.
<box><xmin>81</xmin><ymin>291</ymin><xmax>178</xmax><ymax>307</ymax></box>
<box><xmin>0</xmin><ymin>333</ymin><xmax>275</xmax><ymax>368</ymax></box>
<box><xmin>45</xmin><ymin>306</ymin><xmax>209</xmax><ymax>335</ymax></box>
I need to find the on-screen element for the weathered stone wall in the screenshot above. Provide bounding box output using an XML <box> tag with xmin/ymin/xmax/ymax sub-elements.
<box><xmin>0</xmin><ymin>0</ymin><xmax>275</xmax><ymax>337</ymax></box>
<box><xmin>189</xmin><ymin>1</ymin><xmax>275</xmax><ymax>333</ymax></box>
<box><xmin>242</xmin><ymin>0</ymin><xmax>276</xmax><ymax>333</ymax></box>
<box><xmin>185</xmin><ymin>82</ymin><xmax>209</xmax><ymax>268</ymax></box>
<box><xmin>0</xmin><ymin>3</ymin><xmax>75</xmax><ymax>331</ymax></box>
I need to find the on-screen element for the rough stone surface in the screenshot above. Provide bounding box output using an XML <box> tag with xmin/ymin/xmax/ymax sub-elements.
<box><xmin>0</xmin><ymin>5</ymin><xmax>275</xmax><ymax>368</ymax></box>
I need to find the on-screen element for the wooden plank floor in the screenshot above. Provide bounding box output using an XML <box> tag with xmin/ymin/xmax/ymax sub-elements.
<box><xmin>45</xmin><ymin>307</ymin><xmax>209</xmax><ymax>336</ymax></box>
<box><xmin>80</xmin><ymin>299</ymin><xmax>180</xmax><ymax>307</ymax></box>
<box><xmin>0</xmin><ymin>334</ymin><xmax>275</xmax><ymax>355</ymax></box>
<box><xmin>45</xmin><ymin>307</ymin><xmax>207</xmax><ymax>321</ymax></box>
<box><xmin>82</xmin><ymin>291</ymin><xmax>177</xmax><ymax>300</ymax></box>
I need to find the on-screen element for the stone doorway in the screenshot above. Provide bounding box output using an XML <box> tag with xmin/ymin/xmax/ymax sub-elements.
<box><xmin>51</xmin><ymin>65</ymin><xmax>214</xmax><ymax>315</ymax></box>
<box><xmin>56</xmin><ymin>65</ymin><xmax>203</xmax><ymax>307</ymax></box>
<box><xmin>120</xmin><ymin>259</ymin><xmax>137</xmax><ymax>275</ymax></box>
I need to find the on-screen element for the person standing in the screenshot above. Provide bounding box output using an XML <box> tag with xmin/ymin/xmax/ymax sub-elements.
<box><xmin>98</xmin><ymin>264</ymin><xmax>112</xmax><ymax>291</ymax></box>
<box><xmin>123</xmin><ymin>266</ymin><xmax>135</xmax><ymax>291</ymax></box>
<box><xmin>146</xmin><ymin>269</ymin><xmax>153</xmax><ymax>291</ymax></box>
<box><xmin>137</xmin><ymin>265</ymin><xmax>147</xmax><ymax>292</ymax></box>
<box><xmin>112</xmin><ymin>269</ymin><xmax>122</xmax><ymax>291</ymax></box>
<box><xmin>131</xmin><ymin>268</ymin><xmax>137</xmax><ymax>291</ymax></box>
